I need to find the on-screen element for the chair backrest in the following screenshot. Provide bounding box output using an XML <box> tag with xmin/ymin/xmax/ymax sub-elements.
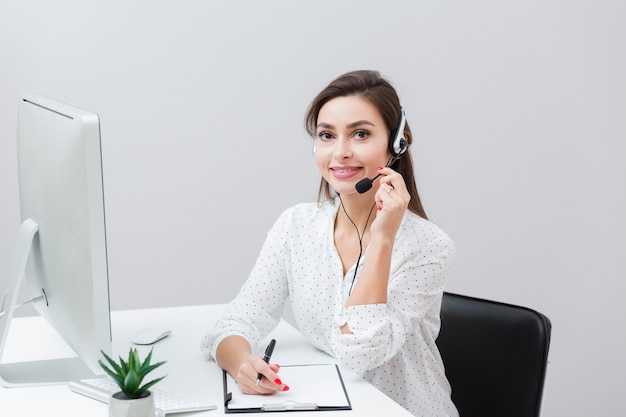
<box><xmin>436</xmin><ymin>292</ymin><xmax>551</xmax><ymax>417</ymax></box>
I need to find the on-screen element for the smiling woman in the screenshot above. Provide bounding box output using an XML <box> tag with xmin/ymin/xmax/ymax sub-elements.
<box><xmin>305</xmin><ymin>70</ymin><xmax>426</xmax><ymax>219</ymax></box>
<box><xmin>202</xmin><ymin>70</ymin><xmax>458</xmax><ymax>417</ymax></box>
<box><xmin>313</xmin><ymin>95</ymin><xmax>390</xmax><ymax>194</ymax></box>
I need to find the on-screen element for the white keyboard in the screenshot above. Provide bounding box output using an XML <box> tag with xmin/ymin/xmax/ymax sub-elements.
<box><xmin>68</xmin><ymin>377</ymin><xmax>217</xmax><ymax>414</ymax></box>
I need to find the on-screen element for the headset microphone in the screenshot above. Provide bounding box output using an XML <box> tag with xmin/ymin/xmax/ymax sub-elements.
<box><xmin>355</xmin><ymin>155</ymin><xmax>400</xmax><ymax>193</ymax></box>
<box><xmin>355</xmin><ymin>172</ymin><xmax>382</xmax><ymax>194</ymax></box>
<box><xmin>355</xmin><ymin>109</ymin><xmax>407</xmax><ymax>194</ymax></box>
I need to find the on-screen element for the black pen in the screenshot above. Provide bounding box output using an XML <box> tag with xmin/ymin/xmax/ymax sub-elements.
<box><xmin>256</xmin><ymin>339</ymin><xmax>276</xmax><ymax>385</ymax></box>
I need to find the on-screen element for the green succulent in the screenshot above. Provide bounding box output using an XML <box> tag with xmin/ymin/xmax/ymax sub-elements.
<box><xmin>99</xmin><ymin>348</ymin><xmax>167</xmax><ymax>399</ymax></box>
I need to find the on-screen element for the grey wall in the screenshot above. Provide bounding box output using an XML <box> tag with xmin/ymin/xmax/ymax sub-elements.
<box><xmin>1</xmin><ymin>1</ymin><xmax>624</xmax><ymax>416</ymax></box>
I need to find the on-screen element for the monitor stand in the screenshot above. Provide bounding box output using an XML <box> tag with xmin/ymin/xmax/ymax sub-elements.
<box><xmin>0</xmin><ymin>358</ymin><xmax>95</xmax><ymax>387</ymax></box>
<box><xmin>0</xmin><ymin>219</ymin><xmax>96</xmax><ymax>387</ymax></box>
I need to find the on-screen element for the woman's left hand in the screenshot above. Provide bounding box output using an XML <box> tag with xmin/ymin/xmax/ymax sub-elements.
<box><xmin>372</xmin><ymin>166</ymin><xmax>410</xmax><ymax>239</ymax></box>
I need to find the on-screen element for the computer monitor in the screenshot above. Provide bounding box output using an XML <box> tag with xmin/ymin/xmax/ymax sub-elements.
<box><xmin>0</xmin><ymin>93</ymin><xmax>112</xmax><ymax>387</ymax></box>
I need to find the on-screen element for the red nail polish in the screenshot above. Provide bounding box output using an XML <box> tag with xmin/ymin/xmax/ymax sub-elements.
<box><xmin>274</xmin><ymin>378</ymin><xmax>282</xmax><ymax>385</ymax></box>
<box><xmin>283</xmin><ymin>385</ymin><xmax>290</xmax><ymax>391</ymax></box>
<box><xmin>376</xmin><ymin>166</ymin><xmax>383</xmax><ymax>170</ymax></box>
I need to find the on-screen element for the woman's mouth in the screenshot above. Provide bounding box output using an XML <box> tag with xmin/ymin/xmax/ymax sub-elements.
<box><xmin>330</xmin><ymin>166</ymin><xmax>362</xmax><ymax>179</ymax></box>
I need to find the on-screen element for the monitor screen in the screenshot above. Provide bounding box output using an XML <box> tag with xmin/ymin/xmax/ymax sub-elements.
<box><xmin>0</xmin><ymin>93</ymin><xmax>112</xmax><ymax>387</ymax></box>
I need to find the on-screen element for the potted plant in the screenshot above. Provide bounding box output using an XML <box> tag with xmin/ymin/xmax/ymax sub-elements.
<box><xmin>99</xmin><ymin>348</ymin><xmax>167</xmax><ymax>417</ymax></box>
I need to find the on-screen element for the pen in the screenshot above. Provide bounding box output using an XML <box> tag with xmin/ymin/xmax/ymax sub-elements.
<box><xmin>256</xmin><ymin>339</ymin><xmax>276</xmax><ymax>385</ymax></box>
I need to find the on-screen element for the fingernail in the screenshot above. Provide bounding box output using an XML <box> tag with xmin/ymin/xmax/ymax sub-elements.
<box><xmin>275</xmin><ymin>364</ymin><xmax>280</xmax><ymax>369</ymax></box>
<box><xmin>274</xmin><ymin>378</ymin><xmax>282</xmax><ymax>385</ymax></box>
<box><xmin>283</xmin><ymin>385</ymin><xmax>290</xmax><ymax>391</ymax></box>
<box><xmin>376</xmin><ymin>166</ymin><xmax>384</xmax><ymax>170</ymax></box>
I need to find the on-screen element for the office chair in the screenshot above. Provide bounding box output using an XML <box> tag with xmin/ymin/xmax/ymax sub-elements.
<box><xmin>436</xmin><ymin>292</ymin><xmax>551</xmax><ymax>417</ymax></box>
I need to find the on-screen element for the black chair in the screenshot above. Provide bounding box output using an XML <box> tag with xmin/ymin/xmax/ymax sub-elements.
<box><xmin>436</xmin><ymin>292</ymin><xmax>551</xmax><ymax>417</ymax></box>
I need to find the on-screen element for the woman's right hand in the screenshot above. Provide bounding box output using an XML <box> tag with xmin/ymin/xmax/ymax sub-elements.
<box><xmin>216</xmin><ymin>335</ymin><xmax>289</xmax><ymax>394</ymax></box>
<box><xmin>234</xmin><ymin>354</ymin><xmax>288</xmax><ymax>394</ymax></box>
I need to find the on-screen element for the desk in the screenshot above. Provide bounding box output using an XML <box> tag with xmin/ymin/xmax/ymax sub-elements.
<box><xmin>0</xmin><ymin>305</ymin><xmax>412</xmax><ymax>416</ymax></box>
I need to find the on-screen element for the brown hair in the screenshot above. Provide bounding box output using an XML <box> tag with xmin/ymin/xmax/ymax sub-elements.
<box><xmin>304</xmin><ymin>70</ymin><xmax>427</xmax><ymax>219</ymax></box>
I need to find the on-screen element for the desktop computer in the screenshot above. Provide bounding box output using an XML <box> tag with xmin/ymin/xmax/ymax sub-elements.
<box><xmin>0</xmin><ymin>93</ymin><xmax>112</xmax><ymax>387</ymax></box>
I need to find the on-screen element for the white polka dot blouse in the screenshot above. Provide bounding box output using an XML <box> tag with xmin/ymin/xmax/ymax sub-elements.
<box><xmin>201</xmin><ymin>198</ymin><xmax>458</xmax><ymax>417</ymax></box>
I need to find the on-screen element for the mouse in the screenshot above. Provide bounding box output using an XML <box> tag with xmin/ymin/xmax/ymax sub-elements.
<box><xmin>131</xmin><ymin>327</ymin><xmax>172</xmax><ymax>345</ymax></box>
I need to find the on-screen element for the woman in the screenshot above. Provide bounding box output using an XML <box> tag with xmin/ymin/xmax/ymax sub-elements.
<box><xmin>201</xmin><ymin>70</ymin><xmax>458</xmax><ymax>416</ymax></box>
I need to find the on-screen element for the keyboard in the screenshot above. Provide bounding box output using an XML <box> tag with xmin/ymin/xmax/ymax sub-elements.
<box><xmin>68</xmin><ymin>377</ymin><xmax>217</xmax><ymax>414</ymax></box>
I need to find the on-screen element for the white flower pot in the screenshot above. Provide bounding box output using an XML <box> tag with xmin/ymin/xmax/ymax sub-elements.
<box><xmin>108</xmin><ymin>391</ymin><xmax>155</xmax><ymax>417</ymax></box>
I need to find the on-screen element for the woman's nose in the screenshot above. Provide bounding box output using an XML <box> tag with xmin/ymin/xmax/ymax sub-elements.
<box><xmin>333</xmin><ymin>138</ymin><xmax>353</xmax><ymax>159</ymax></box>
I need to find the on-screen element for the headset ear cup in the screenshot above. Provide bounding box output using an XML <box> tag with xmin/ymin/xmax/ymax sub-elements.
<box><xmin>389</xmin><ymin>108</ymin><xmax>408</xmax><ymax>157</ymax></box>
<box><xmin>390</xmin><ymin>134</ymin><xmax>407</xmax><ymax>157</ymax></box>
<box><xmin>399</xmin><ymin>138</ymin><xmax>408</xmax><ymax>154</ymax></box>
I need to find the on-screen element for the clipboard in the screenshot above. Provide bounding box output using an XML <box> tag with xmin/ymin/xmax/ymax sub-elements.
<box><xmin>223</xmin><ymin>363</ymin><xmax>352</xmax><ymax>413</ymax></box>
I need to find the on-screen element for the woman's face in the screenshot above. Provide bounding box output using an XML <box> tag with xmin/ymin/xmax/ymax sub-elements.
<box><xmin>314</xmin><ymin>95</ymin><xmax>391</xmax><ymax>196</ymax></box>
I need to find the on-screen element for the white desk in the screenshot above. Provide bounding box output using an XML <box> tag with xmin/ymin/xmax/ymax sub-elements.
<box><xmin>0</xmin><ymin>304</ymin><xmax>412</xmax><ymax>416</ymax></box>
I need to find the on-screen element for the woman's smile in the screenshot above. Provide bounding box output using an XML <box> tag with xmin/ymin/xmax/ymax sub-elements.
<box><xmin>330</xmin><ymin>166</ymin><xmax>362</xmax><ymax>179</ymax></box>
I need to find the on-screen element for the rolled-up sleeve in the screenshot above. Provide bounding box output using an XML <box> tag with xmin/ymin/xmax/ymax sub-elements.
<box><xmin>330</xmin><ymin>225</ymin><xmax>455</xmax><ymax>374</ymax></box>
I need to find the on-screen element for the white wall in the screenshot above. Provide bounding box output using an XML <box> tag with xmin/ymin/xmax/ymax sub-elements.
<box><xmin>1</xmin><ymin>1</ymin><xmax>624</xmax><ymax>416</ymax></box>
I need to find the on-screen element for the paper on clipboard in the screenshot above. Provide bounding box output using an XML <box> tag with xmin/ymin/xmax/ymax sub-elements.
<box><xmin>223</xmin><ymin>363</ymin><xmax>351</xmax><ymax>412</ymax></box>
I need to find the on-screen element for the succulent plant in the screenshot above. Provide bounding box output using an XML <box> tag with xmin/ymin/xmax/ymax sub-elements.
<box><xmin>99</xmin><ymin>348</ymin><xmax>167</xmax><ymax>399</ymax></box>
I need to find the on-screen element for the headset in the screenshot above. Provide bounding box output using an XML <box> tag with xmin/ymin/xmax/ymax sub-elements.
<box><xmin>355</xmin><ymin>108</ymin><xmax>408</xmax><ymax>193</ymax></box>
<box><xmin>389</xmin><ymin>108</ymin><xmax>408</xmax><ymax>158</ymax></box>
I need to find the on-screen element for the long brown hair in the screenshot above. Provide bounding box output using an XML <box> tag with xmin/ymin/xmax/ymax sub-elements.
<box><xmin>304</xmin><ymin>70</ymin><xmax>427</xmax><ymax>219</ymax></box>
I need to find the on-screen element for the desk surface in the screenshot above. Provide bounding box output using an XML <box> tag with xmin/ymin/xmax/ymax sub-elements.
<box><xmin>0</xmin><ymin>304</ymin><xmax>411</xmax><ymax>416</ymax></box>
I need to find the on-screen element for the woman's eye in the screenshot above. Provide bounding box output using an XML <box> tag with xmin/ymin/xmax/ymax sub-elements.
<box><xmin>318</xmin><ymin>132</ymin><xmax>333</xmax><ymax>141</ymax></box>
<box><xmin>353</xmin><ymin>130</ymin><xmax>369</xmax><ymax>140</ymax></box>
